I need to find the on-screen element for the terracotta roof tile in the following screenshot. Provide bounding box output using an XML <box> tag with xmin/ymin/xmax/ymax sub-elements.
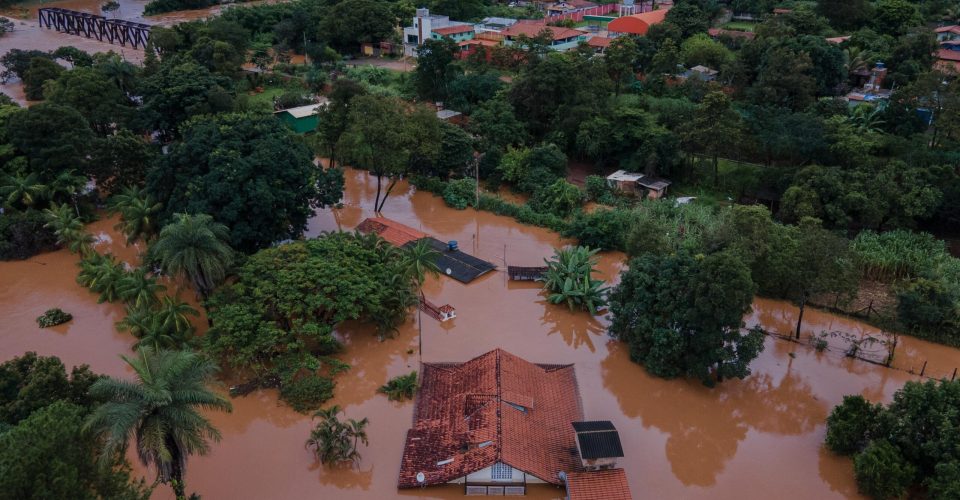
<box><xmin>502</xmin><ymin>23</ymin><xmax>585</xmax><ymax>41</ymax></box>
<box><xmin>398</xmin><ymin>349</ymin><xmax>584</xmax><ymax>488</ymax></box>
<box><xmin>939</xmin><ymin>48</ymin><xmax>960</xmax><ymax>62</ymax></box>
<box><xmin>355</xmin><ymin>217</ymin><xmax>427</xmax><ymax>247</ymax></box>
<box><xmin>432</xmin><ymin>25</ymin><xmax>475</xmax><ymax>36</ymax></box>
<box><xmin>566</xmin><ymin>469</ymin><xmax>633</xmax><ymax>500</ymax></box>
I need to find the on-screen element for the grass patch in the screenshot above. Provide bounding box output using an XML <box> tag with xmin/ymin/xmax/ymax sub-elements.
<box><xmin>721</xmin><ymin>21</ymin><xmax>758</xmax><ymax>32</ymax></box>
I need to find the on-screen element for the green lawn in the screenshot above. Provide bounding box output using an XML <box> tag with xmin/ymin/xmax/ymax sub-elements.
<box><xmin>721</xmin><ymin>21</ymin><xmax>758</xmax><ymax>32</ymax></box>
<box><xmin>246</xmin><ymin>87</ymin><xmax>287</xmax><ymax>108</ymax></box>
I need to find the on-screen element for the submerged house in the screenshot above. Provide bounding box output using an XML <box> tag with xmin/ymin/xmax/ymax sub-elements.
<box><xmin>397</xmin><ymin>349</ymin><xmax>632</xmax><ymax>498</ymax></box>
<box><xmin>606</xmin><ymin>170</ymin><xmax>671</xmax><ymax>199</ymax></box>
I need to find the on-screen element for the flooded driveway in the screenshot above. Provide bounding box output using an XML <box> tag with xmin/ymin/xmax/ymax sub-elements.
<box><xmin>2</xmin><ymin>168</ymin><xmax>960</xmax><ymax>499</ymax></box>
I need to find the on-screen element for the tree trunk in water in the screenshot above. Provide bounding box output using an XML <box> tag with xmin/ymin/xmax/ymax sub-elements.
<box><xmin>795</xmin><ymin>299</ymin><xmax>806</xmax><ymax>340</ymax></box>
<box><xmin>377</xmin><ymin>178</ymin><xmax>399</xmax><ymax>213</ymax></box>
<box><xmin>168</xmin><ymin>438</ymin><xmax>187</xmax><ymax>500</ymax></box>
<box><xmin>374</xmin><ymin>174</ymin><xmax>383</xmax><ymax>213</ymax></box>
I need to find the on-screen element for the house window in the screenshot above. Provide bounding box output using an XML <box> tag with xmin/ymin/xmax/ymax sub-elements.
<box><xmin>491</xmin><ymin>462</ymin><xmax>513</xmax><ymax>481</ymax></box>
<box><xmin>407</xmin><ymin>34</ymin><xmax>419</xmax><ymax>43</ymax></box>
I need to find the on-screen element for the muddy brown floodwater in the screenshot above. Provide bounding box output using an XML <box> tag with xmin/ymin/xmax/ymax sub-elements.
<box><xmin>3</xmin><ymin>168</ymin><xmax>960</xmax><ymax>499</ymax></box>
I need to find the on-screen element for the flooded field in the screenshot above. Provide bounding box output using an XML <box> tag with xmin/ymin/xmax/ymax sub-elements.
<box><xmin>3</xmin><ymin>168</ymin><xmax>960</xmax><ymax>499</ymax></box>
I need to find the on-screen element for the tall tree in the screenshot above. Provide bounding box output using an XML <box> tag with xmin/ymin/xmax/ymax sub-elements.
<box><xmin>147</xmin><ymin>112</ymin><xmax>327</xmax><ymax>251</ymax></box>
<box><xmin>609</xmin><ymin>250</ymin><xmax>763</xmax><ymax>385</ymax></box>
<box><xmin>413</xmin><ymin>38</ymin><xmax>460</xmax><ymax>102</ymax></box>
<box><xmin>85</xmin><ymin>347</ymin><xmax>231</xmax><ymax>500</ymax></box>
<box><xmin>682</xmin><ymin>91</ymin><xmax>743</xmax><ymax>185</ymax></box>
<box><xmin>108</xmin><ymin>186</ymin><xmax>163</xmax><ymax>244</ymax></box>
<box><xmin>149</xmin><ymin>213</ymin><xmax>233</xmax><ymax>299</ymax></box>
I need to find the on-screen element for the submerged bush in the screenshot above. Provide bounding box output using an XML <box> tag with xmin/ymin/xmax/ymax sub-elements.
<box><xmin>36</xmin><ymin>308</ymin><xmax>73</xmax><ymax>328</ymax></box>
<box><xmin>853</xmin><ymin>440</ymin><xmax>916</xmax><ymax>500</ymax></box>
<box><xmin>442</xmin><ymin>178</ymin><xmax>477</xmax><ymax>210</ymax></box>
<box><xmin>281</xmin><ymin>374</ymin><xmax>335</xmax><ymax>414</ymax></box>
<box><xmin>378</xmin><ymin>372</ymin><xmax>417</xmax><ymax>401</ymax></box>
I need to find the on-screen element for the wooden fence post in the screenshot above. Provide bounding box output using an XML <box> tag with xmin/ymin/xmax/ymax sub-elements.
<box><xmin>920</xmin><ymin>360</ymin><xmax>927</xmax><ymax>377</ymax></box>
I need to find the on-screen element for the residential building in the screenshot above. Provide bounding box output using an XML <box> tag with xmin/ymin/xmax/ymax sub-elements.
<box><xmin>606</xmin><ymin>170</ymin><xmax>671</xmax><ymax>199</ymax></box>
<box><xmin>607</xmin><ymin>8</ymin><xmax>670</xmax><ymax>36</ymax></box>
<box><xmin>935</xmin><ymin>25</ymin><xmax>960</xmax><ymax>42</ymax></box>
<box><xmin>477</xmin><ymin>16</ymin><xmax>519</xmax><ymax>32</ymax></box>
<box><xmin>677</xmin><ymin>65</ymin><xmax>718</xmax><ymax>81</ymax></box>
<box><xmin>403</xmin><ymin>8</ymin><xmax>471</xmax><ymax>56</ymax></box>
<box><xmin>564</xmin><ymin>469</ymin><xmax>632</xmax><ymax>500</ymax></box>
<box><xmin>431</xmin><ymin>24</ymin><xmax>476</xmax><ymax>43</ymax></box>
<box><xmin>936</xmin><ymin>40</ymin><xmax>960</xmax><ymax>74</ymax></box>
<box><xmin>397</xmin><ymin>349</ymin><xmax>632</xmax><ymax>498</ymax></box>
<box><xmin>502</xmin><ymin>23</ymin><xmax>588</xmax><ymax>51</ymax></box>
<box><xmin>587</xmin><ymin>35</ymin><xmax>613</xmax><ymax>54</ymax></box>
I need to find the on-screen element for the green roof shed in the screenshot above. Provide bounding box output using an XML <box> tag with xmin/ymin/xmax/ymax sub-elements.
<box><xmin>274</xmin><ymin>102</ymin><xmax>326</xmax><ymax>134</ymax></box>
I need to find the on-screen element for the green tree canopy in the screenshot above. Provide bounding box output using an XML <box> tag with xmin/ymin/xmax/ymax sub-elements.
<box><xmin>609</xmin><ymin>250</ymin><xmax>763</xmax><ymax>386</ymax></box>
<box><xmin>147</xmin><ymin>112</ymin><xmax>327</xmax><ymax>252</ymax></box>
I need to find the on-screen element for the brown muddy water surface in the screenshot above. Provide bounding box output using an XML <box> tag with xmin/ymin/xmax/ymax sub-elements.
<box><xmin>3</xmin><ymin>168</ymin><xmax>960</xmax><ymax>499</ymax></box>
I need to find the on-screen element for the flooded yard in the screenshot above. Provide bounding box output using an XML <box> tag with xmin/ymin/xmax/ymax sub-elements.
<box><xmin>2</xmin><ymin>168</ymin><xmax>960</xmax><ymax>499</ymax></box>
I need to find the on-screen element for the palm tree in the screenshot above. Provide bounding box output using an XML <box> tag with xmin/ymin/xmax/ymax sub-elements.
<box><xmin>154</xmin><ymin>296</ymin><xmax>198</xmax><ymax>338</ymax></box>
<box><xmin>116</xmin><ymin>304</ymin><xmax>155</xmax><ymax>339</ymax></box>
<box><xmin>98</xmin><ymin>53</ymin><xmax>137</xmax><ymax>94</ymax></box>
<box><xmin>402</xmin><ymin>239</ymin><xmax>440</xmax><ymax>351</ymax></box>
<box><xmin>117</xmin><ymin>267</ymin><xmax>166</xmax><ymax>308</ymax></box>
<box><xmin>149</xmin><ymin>214</ymin><xmax>234</xmax><ymax>299</ymax></box>
<box><xmin>85</xmin><ymin>347</ymin><xmax>231</xmax><ymax>499</ymax></box>
<box><xmin>1</xmin><ymin>172</ymin><xmax>47</xmax><ymax>208</ymax></box>
<box><xmin>305</xmin><ymin>405</ymin><xmax>369</xmax><ymax>466</ymax></box>
<box><xmin>46</xmin><ymin>169</ymin><xmax>87</xmax><ymax>211</ymax></box>
<box><xmin>109</xmin><ymin>186</ymin><xmax>163</xmax><ymax>244</ymax></box>
<box><xmin>377</xmin><ymin>371</ymin><xmax>417</xmax><ymax>401</ymax></box>
<box><xmin>76</xmin><ymin>253</ymin><xmax>125</xmax><ymax>303</ymax></box>
<box><xmin>44</xmin><ymin>203</ymin><xmax>94</xmax><ymax>255</ymax></box>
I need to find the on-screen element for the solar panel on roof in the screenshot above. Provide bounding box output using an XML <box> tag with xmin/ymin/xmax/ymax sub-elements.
<box><xmin>572</xmin><ymin>421</ymin><xmax>616</xmax><ymax>432</ymax></box>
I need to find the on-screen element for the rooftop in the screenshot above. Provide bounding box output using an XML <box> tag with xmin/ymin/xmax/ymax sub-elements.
<box><xmin>432</xmin><ymin>24</ymin><xmax>475</xmax><ymax>36</ymax></box>
<box><xmin>934</xmin><ymin>25</ymin><xmax>960</xmax><ymax>34</ymax></box>
<box><xmin>355</xmin><ymin>217</ymin><xmax>427</xmax><ymax>247</ymax></box>
<box><xmin>607</xmin><ymin>8</ymin><xmax>670</xmax><ymax>35</ymax></box>
<box><xmin>274</xmin><ymin>101</ymin><xmax>327</xmax><ymax>119</ymax></box>
<box><xmin>502</xmin><ymin>23</ymin><xmax>585</xmax><ymax>41</ymax></box>
<box><xmin>938</xmin><ymin>48</ymin><xmax>960</xmax><ymax>62</ymax></box>
<box><xmin>397</xmin><ymin>349</ymin><xmax>583</xmax><ymax>488</ymax></box>
<box><xmin>606</xmin><ymin>170</ymin><xmax>645</xmax><ymax>182</ymax></box>
<box><xmin>565</xmin><ymin>469</ymin><xmax>633</xmax><ymax>500</ymax></box>
<box><xmin>587</xmin><ymin>36</ymin><xmax>613</xmax><ymax>48</ymax></box>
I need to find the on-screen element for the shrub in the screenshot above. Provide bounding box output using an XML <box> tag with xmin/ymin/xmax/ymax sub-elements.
<box><xmin>529</xmin><ymin>179</ymin><xmax>584</xmax><ymax>218</ymax></box>
<box><xmin>584</xmin><ymin>175</ymin><xmax>614</xmax><ymax>203</ymax></box>
<box><xmin>442</xmin><ymin>178</ymin><xmax>477</xmax><ymax>210</ymax></box>
<box><xmin>409</xmin><ymin>175</ymin><xmax>446</xmax><ymax>195</ymax></box>
<box><xmin>0</xmin><ymin>210</ymin><xmax>59</xmax><ymax>260</ymax></box>
<box><xmin>280</xmin><ymin>374</ymin><xmax>335</xmax><ymax>413</ymax></box>
<box><xmin>825</xmin><ymin>395</ymin><xmax>884</xmax><ymax>455</ymax></box>
<box><xmin>36</xmin><ymin>308</ymin><xmax>73</xmax><ymax>328</ymax></box>
<box><xmin>563</xmin><ymin>208</ymin><xmax>633</xmax><ymax>251</ymax></box>
<box><xmin>378</xmin><ymin>372</ymin><xmax>417</xmax><ymax>401</ymax></box>
<box><xmin>851</xmin><ymin>230</ymin><xmax>949</xmax><ymax>282</ymax></box>
<box><xmin>853</xmin><ymin>440</ymin><xmax>916</xmax><ymax>500</ymax></box>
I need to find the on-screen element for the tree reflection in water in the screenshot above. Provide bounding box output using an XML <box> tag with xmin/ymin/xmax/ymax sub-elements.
<box><xmin>602</xmin><ymin>342</ymin><xmax>827</xmax><ymax>486</ymax></box>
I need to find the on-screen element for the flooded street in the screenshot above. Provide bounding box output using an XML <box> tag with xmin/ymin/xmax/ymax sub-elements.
<box><xmin>2</xmin><ymin>168</ymin><xmax>960</xmax><ymax>499</ymax></box>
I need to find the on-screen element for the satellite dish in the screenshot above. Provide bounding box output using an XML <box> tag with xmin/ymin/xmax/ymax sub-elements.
<box><xmin>446</xmin><ymin>268</ymin><xmax>452</xmax><ymax>275</ymax></box>
<box><xmin>416</xmin><ymin>472</ymin><xmax>425</xmax><ymax>483</ymax></box>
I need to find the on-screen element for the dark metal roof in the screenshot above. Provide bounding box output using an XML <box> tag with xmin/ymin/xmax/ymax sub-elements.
<box><xmin>572</xmin><ymin>421</ymin><xmax>616</xmax><ymax>432</ymax></box>
<box><xmin>573</xmin><ymin>421</ymin><xmax>624</xmax><ymax>460</ymax></box>
<box><xmin>406</xmin><ymin>238</ymin><xmax>496</xmax><ymax>284</ymax></box>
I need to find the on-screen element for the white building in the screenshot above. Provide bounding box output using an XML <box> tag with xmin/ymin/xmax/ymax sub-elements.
<box><xmin>402</xmin><ymin>8</ymin><xmax>471</xmax><ymax>56</ymax></box>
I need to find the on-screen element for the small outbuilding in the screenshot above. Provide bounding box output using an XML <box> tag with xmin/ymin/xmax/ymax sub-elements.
<box><xmin>273</xmin><ymin>100</ymin><xmax>327</xmax><ymax>134</ymax></box>
<box><xmin>606</xmin><ymin>170</ymin><xmax>672</xmax><ymax>199</ymax></box>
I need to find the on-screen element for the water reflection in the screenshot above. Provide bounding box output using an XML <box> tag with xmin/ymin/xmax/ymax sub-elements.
<box><xmin>602</xmin><ymin>340</ymin><xmax>827</xmax><ymax>487</ymax></box>
<box><xmin>539</xmin><ymin>299</ymin><xmax>604</xmax><ymax>351</ymax></box>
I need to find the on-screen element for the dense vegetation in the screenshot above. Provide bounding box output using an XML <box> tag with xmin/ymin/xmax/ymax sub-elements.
<box><xmin>825</xmin><ymin>380</ymin><xmax>960</xmax><ymax>499</ymax></box>
<box><xmin>0</xmin><ymin>353</ymin><xmax>150</xmax><ymax>499</ymax></box>
<box><xmin>203</xmin><ymin>232</ymin><xmax>417</xmax><ymax>412</ymax></box>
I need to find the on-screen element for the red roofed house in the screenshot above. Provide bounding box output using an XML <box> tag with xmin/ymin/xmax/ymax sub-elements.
<box><xmin>355</xmin><ymin>217</ymin><xmax>426</xmax><ymax>247</ymax></box>
<box><xmin>502</xmin><ymin>23</ymin><xmax>588</xmax><ymax>51</ymax></box>
<box><xmin>935</xmin><ymin>25</ymin><xmax>960</xmax><ymax>42</ymax></box>
<box><xmin>587</xmin><ymin>35</ymin><xmax>613</xmax><ymax>54</ymax></box>
<box><xmin>937</xmin><ymin>41</ymin><xmax>960</xmax><ymax>74</ymax></box>
<box><xmin>398</xmin><ymin>349</ymin><xmax>632</xmax><ymax>498</ymax></box>
<box><xmin>607</xmin><ymin>8</ymin><xmax>670</xmax><ymax>36</ymax></box>
<box><xmin>564</xmin><ymin>469</ymin><xmax>632</xmax><ymax>500</ymax></box>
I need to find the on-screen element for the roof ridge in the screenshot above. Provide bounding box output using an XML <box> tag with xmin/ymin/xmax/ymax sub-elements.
<box><xmin>496</xmin><ymin>349</ymin><xmax>502</xmax><ymax>464</ymax></box>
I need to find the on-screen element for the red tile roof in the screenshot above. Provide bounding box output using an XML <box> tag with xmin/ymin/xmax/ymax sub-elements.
<box><xmin>939</xmin><ymin>49</ymin><xmax>960</xmax><ymax>62</ymax></box>
<box><xmin>566</xmin><ymin>469</ymin><xmax>633</xmax><ymax>500</ymax></box>
<box><xmin>397</xmin><ymin>349</ymin><xmax>584</xmax><ymax>488</ymax></box>
<box><xmin>934</xmin><ymin>25</ymin><xmax>960</xmax><ymax>34</ymax></box>
<box><xmin>607</xmin><ymin>8</ymin><xmax>670</xmax><ymax>35</ymax></box>
<box><xmin>355</xmin><ymin>217</ymin><xmax>427</xmax><ymax>247</ymax></box>
<box><xmin>502</xmin><ymin>23</ymin><xmax>585</xmax><ymax>41</ymax></box>
<box><xmin>432</xmin><ymin>24</ymin><xmax>474</xmax><ymax>36</ymax></box>
<box><xmin>587</xmin><ymin>36</ymin><xmax>613</xmax><ymax>48</ymax></box>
